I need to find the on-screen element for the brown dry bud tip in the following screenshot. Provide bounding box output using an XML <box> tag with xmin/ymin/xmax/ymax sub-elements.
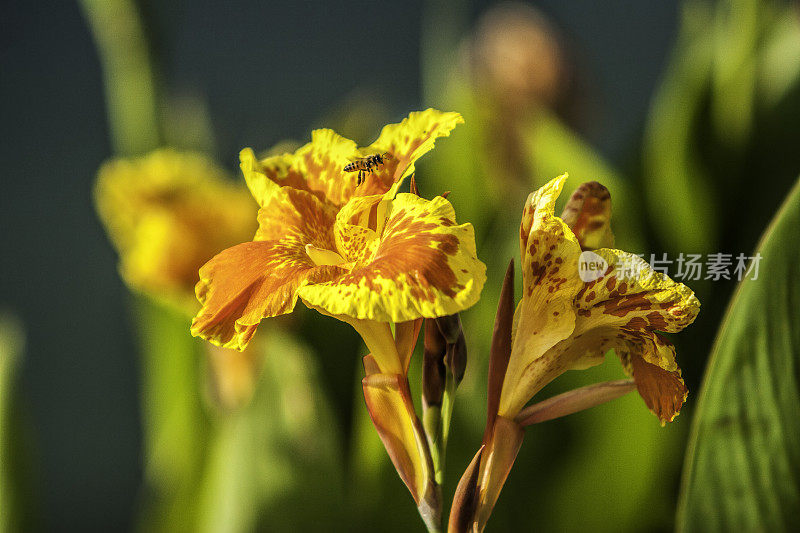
<box><xmin>435</xmin><ymin>313</ymin><xmax>461</xmax><ymax>344</ymax></box>
<box><xmin>409</xmin><ymin>174</ymin><xmax>420</xmax><ymax>196</ymax></box>
<box><xmin>423</xmin><ymin>319</ymin><xmax>447</xmax><ymax>407</ymax></box>
<box><xmin>446</xmin><ymin>330</ymin><xmax>468</xmax><ymax>385</ymax></box>
<box><xmin>449</xmin><ymin>446</ymin><xmax>484</xmax><ymax>533</ymax></box>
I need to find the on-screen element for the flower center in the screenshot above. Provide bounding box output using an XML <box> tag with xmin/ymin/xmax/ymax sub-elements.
<box><xmin>305</xmin><ymin>243</ymin><xmax>346</xmax><ymax>266</ymax></box>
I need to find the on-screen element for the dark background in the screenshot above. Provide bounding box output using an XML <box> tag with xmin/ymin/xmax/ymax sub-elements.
<box><xmin>0</xmin><ymin>1</ymin><xmax>679</xmax><ymax>530</ymax></box>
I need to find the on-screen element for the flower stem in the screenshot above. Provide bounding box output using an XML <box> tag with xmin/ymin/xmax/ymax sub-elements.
<box><xmin>78</xmin><ymin>0</ymin><xmax>161</xmax><ymax>155</ymax></box>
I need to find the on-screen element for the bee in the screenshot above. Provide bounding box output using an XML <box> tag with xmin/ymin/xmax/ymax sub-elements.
<box><xmin>344</xmin><ymin>152</ymin><xmax>393</xmax><ymax>185</ymax></box>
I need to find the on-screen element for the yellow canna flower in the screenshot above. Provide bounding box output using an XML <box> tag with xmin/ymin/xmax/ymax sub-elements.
<box><xmin>464</xmin><ymin>175</ymin><xmax>700</xmax><ymax>532</ymax></box>
<box><xmin>95</xmin><ymin>149</ymin><xmax>257</xmax><ymax>312</ymax></box>
<box><xmin>190</xmin><ymin>109</ymin><xmax>485</xmax><ymax>361</ymax></box>
<box><xmin>499</xmin><ymin>174</ymin><xmax>699</xmax><ymax>423</ymax></box>
<box><xmin>190</xmin><ymin>110</ymin><xmax>484</xmax><ymax>529</ymax></box>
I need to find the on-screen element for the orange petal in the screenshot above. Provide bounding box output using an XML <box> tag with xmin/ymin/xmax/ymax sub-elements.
<box><xmin>254</xmin><ymin>186</ymin><xmax>340</xmax><ymax>244</ymax></box>
<box><xmin>621</xmin><ymin>336</ymin><xmax>688</xmax><ymax>424</ymax></box>
<box><xmin>190</xmin><ymin>241</ymin><xmax>344</xmax><ymax>350</ymax></box>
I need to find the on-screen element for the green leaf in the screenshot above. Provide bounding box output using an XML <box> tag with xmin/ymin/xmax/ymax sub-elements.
<box><xmin>677</xmin><ymin>177</ymin><xmax>800</xmax><ymax>532</ymax></box>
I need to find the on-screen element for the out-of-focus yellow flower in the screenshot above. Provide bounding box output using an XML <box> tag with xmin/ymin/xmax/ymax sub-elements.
<box><xmin>95</xmin><ymin>149</ymin><xmax>257</xmax><ymax>311</ymax></box>
<box><xmin>190</xmin><ymin>109</ymin><xmax>485</xmax><ymax>360</ymax></box>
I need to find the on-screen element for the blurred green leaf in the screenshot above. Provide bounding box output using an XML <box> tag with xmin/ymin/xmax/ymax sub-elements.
<box><xmin>78</xmin><ymin>0</ymin><xmax>161</xmax><ymax>156</ymax></box>
<box><xmin>195</xmin><ymin>326</ymin><xmax>344</xmax><ymax>533</ymax></box>
<box><xmin>0</xmin><ymin>313</ymin><xmax>24</xmax><ymax>533</ymax></box>
<box><xmin>133</xmin><ymin>297</ymin><xmax>211</xmax><ymax>532</ymax></box>
<box><xmin>677</xmin><ymin>177</ymin><xmax>800</xmax><ymax>532</ymax></box>
<box><xmin>643</xmin><ymin>2</ymin><xmax>718</xmax><ymax>255</ymax></box>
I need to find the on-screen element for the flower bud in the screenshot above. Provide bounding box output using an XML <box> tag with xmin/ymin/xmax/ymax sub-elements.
<box><xmin>435</xmin><ymin>313</ymin><xmax>462</xmax><ymax>344</ymax></box>
<box><xmin>423</xmin><ymin>319</ymin><xmax>447</xmax><ymax>407</ymax></box>
<box><xmin>446</xmin><ymin>330</ymin><xmax>468</xmax><ymax>386</ymax></box>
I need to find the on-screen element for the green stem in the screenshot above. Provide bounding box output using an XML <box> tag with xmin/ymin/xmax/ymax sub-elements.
<box><xmin>424</xmin><ymin>372</ymin><xmax>457</xmax><ymax>491</ymax></box>
<box><xmin>78</xmin><ymin>0</ymin><xmax>161</xmax><ymax>155</ymax></box>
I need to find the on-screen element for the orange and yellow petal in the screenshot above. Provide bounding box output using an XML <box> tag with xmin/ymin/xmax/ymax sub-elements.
<box><xmin>559</xmin><ymin>181</ymin><xmax>615</xmax><ymax>250</ymax></box>
<box><xmin>298</xmin><ymin>193</ymin><xmax>486</xmax><ymax>322</ymax></box>
<box><xmin>240</xmin><ymin>127</ymin><xmax>362</xmax><ymax>208</ymax></box>
<box><xmin>190</xmin><ymin>240</ymin><xmax>345</xmax><ymax>351</ymax></box>
<box><xmin>191</xmin><ymin>187</ymin><xmax>345</xmax><ymax>351</ymax></box>
<box><xmin>361</xmin><ymin>109</ymin><xmax>464</xmax><ymax>193</ymax></box>
<box><xmin>362</xmin><ymin>373</ymin><xmax>434</xmax><ymax>504</ymax></box>
<box><xmin>254</xmin><ymin>186</ymin><xmax>340</xmax><ymax>249</ymax></box>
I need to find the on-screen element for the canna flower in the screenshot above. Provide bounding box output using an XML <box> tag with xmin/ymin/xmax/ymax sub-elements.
<box><xmin>190</xmin><ymin>109</ymin><xmax>484</xmax><ymax>358</ymax></box>
<box><xmin>190</xmin><ymin>110</ymin><xmax>486</xmax><ymax>529</ymax></box>
<box><xmin>95</xmin><ymin>149</ymin><xmax>257</xmax><ymax>311</ymax></box>
<box><xmin>499</xmin><ymin>175</ymin><xmax>698</xmax><ymax>422</ymax></box>
<box><xmin>457</xmin><ymin>175</ymin><xmax>699</xmax><ymax>532</ymax></box>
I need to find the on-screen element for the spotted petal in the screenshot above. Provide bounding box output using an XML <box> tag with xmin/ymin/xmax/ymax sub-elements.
<box><xmin>190</xmin><ymin>187</ymin><xmax>346</xmax><ymax>350</ymax></box>
<box><xmin>240</xmin><ymin>109</ymin><xmax>464</xmax><ymax>207</ymax></box>
<box><xmin>298</xmin><ymin>192</ymin><xmax>486</xmax><ymax>322</ymax></box>
<box><xmin>360</xmin><ymin>109</ymin><xmax>464</xmax><ymax>195</ymax></box>
<box><xmin>569</xmin><ymin>249</ymin><xmax>698</xmax><ymax>422</ymax></box>
<box><xmin>559</xmin><ymin>181</ymin><xmax>615</xmax><ymax>250</ymax></box>
<box><xmin>573</xmin><ymin>250</ymin><xmax>699</xmax><ymax>338</ymax></box>
<box><xmin>500</xmin><ymin>175</ymin><xmax>584</xmax><ymax>417</ymax></box>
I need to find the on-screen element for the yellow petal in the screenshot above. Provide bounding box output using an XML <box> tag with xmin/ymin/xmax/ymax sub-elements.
<box><xmin>553</xmin><ymin>249</ymin><xmax>697</xmax><ymax>422</ymax></box>
<box><xmin>240</xmin><ymin>127</ymin><xmax>362</xmax><ymax>208</ymax></box>
<box><xmin>333</xmin><ymin>179</ymin><xmax>405</xmax><ymax>263</ymax></box>
<box><xmin>305</xmin><ymin>244</ymin><xmax>346</xmax><ymax>266</ymax></box>
<box><xmin>500</xmin><ymin>175</ymin><xmax>584</xmax><ymax>417</ymax></box>
<box><xmin>298</xmin><ymin>193</ymin><xmax>486</xmax><ymax>322</ymax></box>
<box><xmin>364</xmin><ymin>108</ymin><xmax>464</xmax><ymax>189</ymax></box>
<box><xmin>559</xmin><ymin>181</ymin><xmax>615</xmax><ymax>250</ymax></box>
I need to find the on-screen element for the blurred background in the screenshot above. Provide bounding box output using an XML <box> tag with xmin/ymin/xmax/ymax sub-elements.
<box><xmin>2</xmin><ymin>0</ymin><xmax>799</xmax><ymax>531</ymax></box>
